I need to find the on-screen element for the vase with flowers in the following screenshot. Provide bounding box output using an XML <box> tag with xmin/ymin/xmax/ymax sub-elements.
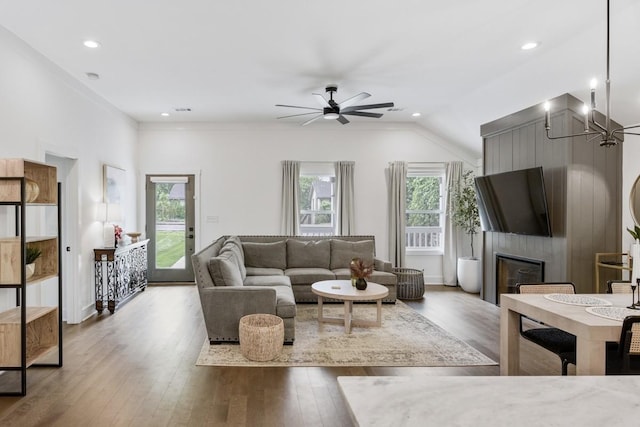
<box><xmin>350</xmin><ymin>258</ymin><xmax>373</xmax><ymax>290</ymax></box>
<box><xmin>114</xmin><ymin>225</ymin><xmax>123</xmax><ymax>247</ymax></box>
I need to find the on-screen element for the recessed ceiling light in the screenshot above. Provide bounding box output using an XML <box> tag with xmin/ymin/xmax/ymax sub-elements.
<box><xmin>161</xmin><ymin>112</ymin><xmax>170</xmax><ymax>117</ymax></box>
<box><xmin>412</xmin><ymin>112</ymin><xmax>421</xmax><ymax>117</ymax></box>
<box><xmin>83</xmin><ymin>40</ymin><xmax>101</xmax><ymax>49</ymax></box>
<box><xmin>85</xmin><ymin>72</ymin><xmax>100</xmax><ymax>80</ymax></box>
<box><xmin>521</xmin><ymin>42</ymin><xmax>539</xmax><ymax>50</ymax></box>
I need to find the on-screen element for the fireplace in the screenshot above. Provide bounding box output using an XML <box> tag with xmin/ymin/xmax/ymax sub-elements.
<box><xmin>496</xmin><ymin>254</ymin><xmax>544</xmax><ymax>305</ymax></box>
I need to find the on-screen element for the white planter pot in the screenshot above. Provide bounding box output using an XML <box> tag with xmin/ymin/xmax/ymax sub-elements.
<box><xmin>631</xmin><ymin>243</ymin><xmax>640</xmax><ymax>285</ymax></box>
<box><xmin>457</xmin><ymin>257</ymin><xmax>481</xmax><ymax>293</ymax></box>
<box><xmin>26</xmin><ymin>263</ymin><xmax>35</xmax><ymax>279</ymax></box>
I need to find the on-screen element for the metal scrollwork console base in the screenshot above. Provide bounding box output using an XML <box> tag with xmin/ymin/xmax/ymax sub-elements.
<box><xmin>94</xmin><ymin>239</ymin><xmax>149</xmax><ymax>314</ymax></box>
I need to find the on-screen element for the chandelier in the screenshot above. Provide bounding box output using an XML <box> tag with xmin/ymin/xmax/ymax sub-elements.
<box><xmin>544</xmin><ymin>0</ymin><xmax>640</xmax><ymax>147</ymax></box>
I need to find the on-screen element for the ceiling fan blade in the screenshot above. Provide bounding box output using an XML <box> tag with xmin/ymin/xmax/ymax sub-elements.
<box><xmin>275</xmin><ymin>104</ymin><xmax>322</xmax><ymax>111</ymax></box>
<box><xmin>302</xmin><ymin>114</ymin><xmax>324</xmax><ymax>126</ymax></box>
<box><xmin>338</xmin><ymin>92</ymin><xmax>370</xmax><ymax>109</ymax></box>
<box><xmin>277</xmin><ymin>112</ymin><xmax>324</xmax><ymax>119</ymax></box>
<box><xmin>312</xmin><ymin>93</ymin><xmax>330</xmax><ymax>108</ymax></box>
<box><xmin>342</xmin><ymin>111</ymin><xmax>383</xmax><ymax>119</ymax></box>
<box><xmin>341</xmin><ymin>102</ymin><xmax>395</xmax><ymax>113</ymax></box>
<box><xmin>337</xmin><ymin>115</ymin><xmax>350</xmax><ymax>125</ymax></box>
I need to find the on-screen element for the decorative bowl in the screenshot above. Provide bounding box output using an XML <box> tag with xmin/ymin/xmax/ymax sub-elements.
<box><xmin>126</xmin><ymin>232</ymin><xmax>142</xmax><ymax>243</ymax></box>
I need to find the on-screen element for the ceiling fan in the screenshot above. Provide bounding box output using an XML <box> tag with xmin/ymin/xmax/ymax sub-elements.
<box><xmin>276</xmin><ymin>84</ymin><xmax>394</xmax><ymax>126</ymax></box>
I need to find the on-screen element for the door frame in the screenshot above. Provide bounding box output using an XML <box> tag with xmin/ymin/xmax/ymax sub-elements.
<box><xmin>142</xmin><ymin>171</ymin><xmax>200</xmax><ymax>282</ymax></box>
<box><xmin>42</xmin><ymin>146</ymin><xmax>81</xmax><ymax>324</ymax></box>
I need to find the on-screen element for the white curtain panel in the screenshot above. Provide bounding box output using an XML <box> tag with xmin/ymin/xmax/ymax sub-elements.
<box><xmin>335</xmin><ymin>161</ymin><xmax>355</xmax><ymax>236</ymax></box>
<box><xmin>443</xmin><ymin>161</ymin><xmax>463</xmax><ymax>286</ymax></box>
<box><xmin>281</xmin><ymin>160</ymin><xmax>300</xmax><ymax>235</ymax></box>
<box><xmin>387</xmin><ymin>161</ymin><xmax>407</xmax><ymax>267</ymax></box>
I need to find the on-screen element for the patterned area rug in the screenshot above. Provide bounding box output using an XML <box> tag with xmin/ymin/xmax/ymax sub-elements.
<box><xmin>196</xmin><ymin>301</ymin><xmax>497</xmax><ymax>367</ymax></box>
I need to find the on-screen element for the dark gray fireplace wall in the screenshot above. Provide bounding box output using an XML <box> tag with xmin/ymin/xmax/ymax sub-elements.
<box><xmin>480</xmin><ymin>93</ymin><xmax>622</xmax><ymax>303</ymax></box>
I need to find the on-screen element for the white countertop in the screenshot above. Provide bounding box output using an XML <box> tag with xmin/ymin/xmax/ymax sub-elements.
<box><xmin>338</xmin><ymin>376</ymin><xmax>640</xmax><ymax>427</ymax></box>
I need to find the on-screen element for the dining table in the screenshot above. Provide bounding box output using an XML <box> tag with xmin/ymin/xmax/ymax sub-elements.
<box><xmin>500</xmin><ymin>293</ymin><xmax>638</xmax><ymax>375</ymax></box>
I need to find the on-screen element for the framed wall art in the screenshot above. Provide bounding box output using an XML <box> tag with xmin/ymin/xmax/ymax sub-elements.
<box><xmin>103</xmin><ymin>164</ymin><xmax>126</xmax><ymax>205</ymax></box>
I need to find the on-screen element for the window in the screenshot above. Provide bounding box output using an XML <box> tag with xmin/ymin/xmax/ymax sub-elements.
<box><xmin>406</xmin><ymin>165</ymin><xmax>445</xmax><ymax>251</ymax></box>
<box><xmin>299</xmin><ymin>163</ymin><xmax>336</xmax><ymax>236</ymax></box>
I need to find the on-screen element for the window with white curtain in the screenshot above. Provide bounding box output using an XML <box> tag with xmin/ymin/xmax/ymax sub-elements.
<box><xmin>299</xmin><ymin>162</ymin><xmax>336</xmax><ymax>236</ymax></box>
<box><xmin>406</xmin><ymin>163</ymin><xmax>446</xmax><ymax>252</ymax></box>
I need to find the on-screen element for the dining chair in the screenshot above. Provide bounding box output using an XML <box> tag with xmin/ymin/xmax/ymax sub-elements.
<box><xmin>607</xmin><ymin>280</ymin><xmax>633</xmax><ymax>294</ymax></box>
<box><xmin>606</xmin><ymin>315</ymin><xmax>640</xmax><ymax>374</ymax></box>
<box><xmin>515</xmin><ymin>282</ymin><xmax>577</xmax><ymax>375</ymax></box>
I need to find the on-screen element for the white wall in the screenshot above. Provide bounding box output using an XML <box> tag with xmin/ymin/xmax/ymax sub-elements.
<box><xmin>138</xmin><ymin>122</ymin><xmax>479</xmax><ymax>283</ymax></box>
<box><xmin>0</xmin><ymin>26</ymin><xmax>138</xmax><ymax>321</ymax></box>
<box><xmin>623</xmin><ymin>134</ymin><xmax>640</xmax><ymax>250</ymax></box>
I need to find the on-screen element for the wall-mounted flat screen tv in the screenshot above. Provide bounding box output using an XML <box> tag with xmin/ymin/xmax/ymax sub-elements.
<box><xmin>474</xmin><ymin>166</ymin><xmax>552</xmax><ymax>237</ymax></box>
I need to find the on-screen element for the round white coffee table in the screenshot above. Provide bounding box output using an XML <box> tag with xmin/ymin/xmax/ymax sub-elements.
<box><xmin>311</xmin><ymin>280</ymin><xmax>389</xmax><ymax>334</ymax></box>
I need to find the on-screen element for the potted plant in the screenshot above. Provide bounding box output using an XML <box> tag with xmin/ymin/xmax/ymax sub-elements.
<box><xmin>350</xmin><ymin>258</ymin><xmax>373</xmax><ymax>290</ymax></box>
<box><xmin>450</xmin><ymin>170</ymin><xmax>482</xmax><ymax>293</ymax></box>
<box><xmin>26</xmin><ymin>246</ymin><xmax>42</xmax><ymax>279</ymax></box>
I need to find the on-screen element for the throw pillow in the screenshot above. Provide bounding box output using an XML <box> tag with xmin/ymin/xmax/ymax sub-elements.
<box><xmin>221</xmin><ymin>236</ymin><xmax>247</xmax><ymax>279</ymax></box>
<box><xmin>330</xmin><ymin>239</ymin><xmax>375</xmax><ymax>270</ymax></box>
<box><xmin>242</xmin><ymin>240</ymin><xmax>287</xmax><ymax>269</ymax></box>
<box><xmin>224</xmin><ymin>236</ymin><xmax>245</xmax><ymax>264</ymax></box>
<box><xmin>207</xmin><ymin>252</ymin><xmax>243</xmax><ymax>286</ymax></box>
<box><xmin>287</xmin><ymin>239</ymin><xmax>330</xmax><ymax>269</ymax></box>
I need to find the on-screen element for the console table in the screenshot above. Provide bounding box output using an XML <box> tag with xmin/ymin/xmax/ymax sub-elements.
<box><xmin>93</xmin><ymin>239</ymin><xmax>149</xmax><ymax>313</ymax></box>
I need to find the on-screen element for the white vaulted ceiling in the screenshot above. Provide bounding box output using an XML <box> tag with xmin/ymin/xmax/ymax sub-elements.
<box><xmin>1</xmin><ymin>0</ymin><xmax>639</xmax><ymax>154</ymax></box>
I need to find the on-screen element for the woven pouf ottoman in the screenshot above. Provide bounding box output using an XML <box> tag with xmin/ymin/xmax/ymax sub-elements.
<box><xmin>392</xmin><ymin>267</ymin><xmax>425</xmax><ymax>300</ymax></box>
<box><xmin>239</xmin><ymin>314</ymin><xmax>284</xmax><ymax>361</ymax></box>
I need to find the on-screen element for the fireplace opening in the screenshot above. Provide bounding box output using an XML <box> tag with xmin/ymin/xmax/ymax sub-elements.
<box><xmin>496</xmin><ymin>254</ymin><xmax>544</xmax><ymax>305</ymax></box>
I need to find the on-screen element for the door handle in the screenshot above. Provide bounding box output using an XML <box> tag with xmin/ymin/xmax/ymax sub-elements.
<box><xmin>188</xmin><ymin>234</ymin><xmax>194</xmax><ymax>239</ymax></box>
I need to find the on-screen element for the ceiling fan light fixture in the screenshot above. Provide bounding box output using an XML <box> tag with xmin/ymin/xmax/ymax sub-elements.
<box><xmin>276</xmin><ymin>84</ymin><xmax>393</xmax><ymax>125</ymax></box>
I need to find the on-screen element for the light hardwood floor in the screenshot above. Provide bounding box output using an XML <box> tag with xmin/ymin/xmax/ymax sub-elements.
<box><xmin>0</xmin><ymin>285</ymin><xmax>563</xmax><ymax>426</ymax></box>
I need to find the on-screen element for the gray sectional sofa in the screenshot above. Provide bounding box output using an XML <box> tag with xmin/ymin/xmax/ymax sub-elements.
<box><xmin>191</xmin><ymin>235</ymin><xmax>397</xmax><ymax>344</ymax></box>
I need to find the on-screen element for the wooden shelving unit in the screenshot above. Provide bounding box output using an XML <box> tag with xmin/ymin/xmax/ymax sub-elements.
<box><xmin>0</xmin><ymin>158</ymin><xmax>62</xmax><ymax>396</ymax></box>
<box><xmin>0</xmin><ymin>307</ymin><xmax>58</xmax><ymax>367</ymax></box>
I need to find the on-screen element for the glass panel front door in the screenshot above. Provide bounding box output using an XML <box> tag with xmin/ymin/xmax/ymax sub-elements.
<box><xmin>146</xmin><ymin>175</ymin><xmax>195</xmax><ymax>282</ymax></box>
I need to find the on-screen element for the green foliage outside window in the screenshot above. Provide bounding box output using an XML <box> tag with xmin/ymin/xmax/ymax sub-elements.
<box><xmin>406</xmin><ymin>176</ymin><xmax>442</xmax><ymax>226</ymax></box>
<box><xmin>299</xmin><ymin>176</ymin><xmax>314</xmax><ymax>211</ymax></box>
<box><xmin>299</xmin><ymin>176</ymin><xmax>333</xmax><ymax>225</ymax></box>
<box><xmin>155</xmin><ymin>183</ymin><xmax>186</xmax><ymax>222</ymax></box>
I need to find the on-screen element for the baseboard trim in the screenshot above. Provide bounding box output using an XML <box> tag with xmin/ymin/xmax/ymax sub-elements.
<box><xmin>81</xmin><ymin>303</ymin><xmax>97</xmax><ymax>322</ymax></box>
<box><xmin>148</xmin><ymin>282</ymin><xmax>195</xmax><ymax>286</ymax></box>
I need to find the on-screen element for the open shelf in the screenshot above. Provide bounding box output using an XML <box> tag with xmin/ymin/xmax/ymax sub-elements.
<box><xmin>0</xmin><ymin>237</ymin><xmax>58</xmax><ymax>285</ymax></box>
<box><xmin>0</xmin><ymin>306</ymin><xmax>59</xmax><ymax>367</ymax></box>
<box><xmin>0</xmin><ymin>159</ymin><xmax>57</xmax><ymax>204</ymax></box>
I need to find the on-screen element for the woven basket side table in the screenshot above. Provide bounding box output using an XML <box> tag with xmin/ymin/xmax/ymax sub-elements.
<box><xmin>239</xmin><ymin>314</ymin><xmax>284</xmax><ymax>361</ymax></box>
<box><xmin>393</xmin><ymin>267</ymin><xmax>425</xmax><ymax>300</ymax></box>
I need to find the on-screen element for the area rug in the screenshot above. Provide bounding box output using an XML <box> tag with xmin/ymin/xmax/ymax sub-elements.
<box><xmin>196</xmin><ymin>301</ymin><xmax>497</xmax><ymax>367</ymax></box>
